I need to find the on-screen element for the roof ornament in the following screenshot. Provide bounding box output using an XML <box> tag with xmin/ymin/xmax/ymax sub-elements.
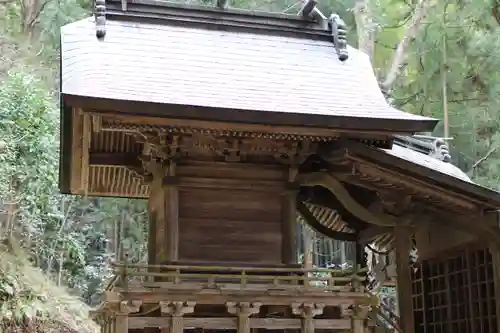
<box><xmin>94</xmin><ymin>0</ymin><xmax>106</xmax><ymax>39</ymax></box>
<box><xmin>216</xmin><ymin>0</ymin><xmax>228</xmax><ymax>9</ymax></box>
<box><xmin>298</xmin><ymin>0</ymin><xmax>322</xmax><ymax>19</ymax></box>
<box><xmin>394</xmin><ymin>135</ymin><xmax>452</xmax><ymax>163</ymax></box>
<box><xmin>328</xmin><ymin>14</ymin><xmax>348</xmax><ymax>61</ymax></box>
<box><xmin>298</xmin><ymin>0</ymin><xmax>347</xmax><ymax>61</ymax></box>
<box><xmin>429</xmin><ymin>138</ymin><xmax>451</xmax><ymax>163</ymax></box>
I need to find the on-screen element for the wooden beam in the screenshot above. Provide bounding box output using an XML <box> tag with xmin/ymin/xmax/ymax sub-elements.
<box><xmin>70</xmin><ymin>108</ymin><xmax>83</xmax><ymax>193</ymax></box>
<box><xmin>128</xmin><ymin>317</ymin><xmax>351</xmax><ymax>330</ymax></box>
<box><xmin>298</xmin><ymin>172</ymin><xmax>397</xmax><ymax>226</ymax></box>
<box><xmin>90</xmin><ymin>111</ymin><xmax>345</xmax><ymax>138</ymax></box>
<box><xmin>438</xmin><ymin>212</ymin><xmax>500</xmax><ymax>246</ymax></box>
<box><xmin>81</xmin><ymin>113</ymin><xmax>91</xmax><ymax>194</ymax></box>
<box><xmin>296</xmin><ymin>200</ymin><xmax>357</xmax><ymax>241</ymax></box>
<box><xmin>393</xmin><ymin>226</ymin><xmax>415</xmax><ymax>333</ymax></box>
<box><xmin>358</xmin><ymin>226</ymin><xmax>392</xmax><ymax>244</ymax></box>
<box><xmin>114</xmin><ymin>290</ymin><xmax>366</xmax><ymax>307</ymax></box>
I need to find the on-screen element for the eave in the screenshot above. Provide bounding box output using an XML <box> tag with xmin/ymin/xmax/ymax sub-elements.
<box><xmin>336</xmin><ymin>142</ymin><xmax>500</xmax><ymax>212</ymax></box>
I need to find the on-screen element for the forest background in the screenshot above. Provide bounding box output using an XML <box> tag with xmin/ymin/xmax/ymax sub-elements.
<box><xmin>1</xmin><ymin>0</ymin><xmax>500</xmax><ymax>328</ymax></box>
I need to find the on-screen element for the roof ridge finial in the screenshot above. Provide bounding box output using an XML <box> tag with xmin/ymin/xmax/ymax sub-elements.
<box><xmin>216</xmin><ymin>0</ymin><xmax>229</xmax><ymax>9</ymax></box>
<box><xmin>298</xmin><ymin>0</ymin><xmax>327</xmax><ymax>28</ymax></box>
<box><xmin>94</xmin><ymin>0</ymin><xmax>106</xmax><ymax>39</ymax></box>
<box><xmin>328</xmin><ymin>14</ymin><xmax>348</xmax><ymax>61</ymax></box>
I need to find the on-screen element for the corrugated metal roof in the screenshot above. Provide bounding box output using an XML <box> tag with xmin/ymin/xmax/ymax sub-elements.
<box><xmin>60</xmin><ymin>13</ymin><xmax>437</xmax><ymax>134</ymax></box>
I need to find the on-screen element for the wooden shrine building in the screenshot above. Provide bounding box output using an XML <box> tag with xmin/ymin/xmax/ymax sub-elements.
<box><xmin>58</xmin><ymin>1</ymin><xmax>500</xmax><ymax>333</ymax></box>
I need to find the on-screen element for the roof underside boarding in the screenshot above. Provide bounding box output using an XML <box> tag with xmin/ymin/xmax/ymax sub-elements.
<box><xmin>60</xmin><ymin>9</ymin><xmax>437</xmax><ymax>135</ymax></box>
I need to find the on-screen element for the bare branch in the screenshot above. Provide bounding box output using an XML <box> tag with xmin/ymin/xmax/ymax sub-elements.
<box><xmin>27</xmin><ymin>0</ymin><xmax>51</xmax><ymax>29</ymax></box>
<box><xmin>472</xmin><ymin>146</ymin><xmax>497</xmax><ymax>170</ymax></box>
<box><xmin>380</xmin><ymin>0</ymin><xmax>433</xmax><ymax>94</ymax></box>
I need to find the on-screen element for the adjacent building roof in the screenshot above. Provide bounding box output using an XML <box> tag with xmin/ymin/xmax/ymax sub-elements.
<box><xmin>385</xmin><ymin>141</ymin><xmax>471</xmax><ymax>183</ymax></box>
<box><xmin>347</xmin><ymin>141</ymin><xmax>500</xmax><ymax>209</ymax></box>
<box><xmin>60</xmin><ymin>0</ymin><xmax>437</xmax><ymax>135</ymax></box>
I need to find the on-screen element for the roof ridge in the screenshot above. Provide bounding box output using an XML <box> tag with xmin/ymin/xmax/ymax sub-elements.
<box><xmin>95</xmin><ymin>0</ymin><xmax>349</xmax><ymax>59</ymax></box>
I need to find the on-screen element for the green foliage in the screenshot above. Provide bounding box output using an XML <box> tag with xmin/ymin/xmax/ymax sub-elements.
<box><xmin>1</xmin><ymin>0</ymin><xmax>500</xmax><ymax>321</ymax></box>
<box><xmin>0</xmin><ymin>241</ymin><xmax>98</xmax><ymax>333</ymax></box>
<box><xmin>0</xmin><ymin>62</ymin><xmax>148</xmax><ymax>305</ymax></box>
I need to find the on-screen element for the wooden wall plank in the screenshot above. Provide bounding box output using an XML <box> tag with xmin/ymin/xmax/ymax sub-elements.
<box><xmin>128</xmin><ymin>317</ymin><xmax>351</xmax><ymax>330</ymax></box>
<box><xmin>178</xmin><ymin>180</ymin><xmax>283</xmax><ymax>263</ymax></box>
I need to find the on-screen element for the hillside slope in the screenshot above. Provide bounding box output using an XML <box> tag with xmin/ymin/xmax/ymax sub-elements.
<box><xmin>0</xmin><ymin>241</ymin><xmax>98</xmax><ymax>333</ymax></box>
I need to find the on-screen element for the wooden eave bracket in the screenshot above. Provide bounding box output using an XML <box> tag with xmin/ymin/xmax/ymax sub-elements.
<box><xmin>297</xmin><ymin>172</ymin><xmax>397</xmax><ymax>226</ymax></box>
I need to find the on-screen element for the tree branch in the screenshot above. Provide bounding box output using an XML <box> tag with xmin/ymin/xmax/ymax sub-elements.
<box><xmin>472</xmin><ymin>146</ymin><xmax>497</xmax><ymax>170</ymax></box>
<box><xmin>380</xmin><ymin>0</ymin><xmax>433</xmax><ymax>95</ymax></box>
<box><xmin>353</xmin><ymin>0</ymin><xmax>376</xmax><ymax>58</ymax></box>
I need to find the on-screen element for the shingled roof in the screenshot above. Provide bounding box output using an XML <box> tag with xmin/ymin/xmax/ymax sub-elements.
<box><xmin>60</xmin><ymin>0</ymin><xmax>437</xmax><ymax>135</ymax></box>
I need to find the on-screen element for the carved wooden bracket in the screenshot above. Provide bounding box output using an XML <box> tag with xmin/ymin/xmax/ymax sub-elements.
<box><xmin>291</xmin><ymin>302</ymin><xmax>325</xmax><ymax>318</ymax></box>
<box><xmin>127</xmin><ymin>131</ymin><xmax>317</xmax><ymax>165</ymax></box>
<box><xmin>226</xmin><ymin>302</ymin><xmax>262</xmax><ymax>333</ymax></box>
<box><xmin>226</xmin><ymin>302</ymin><xmax>262</xmax><ymax>316</ymax></box>
<box><xmin>292</xmin><ymin>303</ymin><xmax>325</xmax><ymax>333</ymax></box>
<box><xmin>158</xmin><ymin>301</ymin><xmax>195</xmax><ymax>333</ymax></box>
<box><xmin>118</xmin><ymin>300</ymin><xmax>142</xmax><ymax>315</ymax></box>
<box><xmin>340</xmin><ymin>304</ymin><xmax>371</xmax><ymax>320</ymax></box>
<box><xmin>159</xmin><ymin>301</ymin><xmax>196</xmax><ymax>316</ymax></box>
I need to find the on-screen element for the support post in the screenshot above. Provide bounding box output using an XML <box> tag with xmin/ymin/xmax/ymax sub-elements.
<box><xmin>489</xmin><ymin>243</ymin><xmax>500</xmax><ymax>333</ymax></box>
<box><xmin>341</xmin><ymin>304</ymin><xmax>371</xmax><ymax>333</ymax></box>
<box><xmin>291</xmin><ymin>302</ymin><xmax>324</xmax><ymax>333</ymax></box>
<box><xmin>115</xmin><ymin>300</ymin><xmax>142</xmax><ymax>333</ymax></box>
<box><xmin>227</xmin><ymin>302</ymin><xmax>262</xmax><ymax>333</ymax></box>
<box><xmin>148</xmin><ymin>159</ymin><xmax>179</xmax><ymax>265</ymax></box>
<box><xmin>394</xmin><ymin>225</ymin><xmax>415</xmax><ymax>333</ymax></box>
<box><xmin>282</xmin><ymin>166</ymin><xmax>298</xmax><ymax>264</ymax></box>
<box><xmin>160</xmin><ymin>301</ymin><xmax>196</xmax><ymax>333</ymax></box>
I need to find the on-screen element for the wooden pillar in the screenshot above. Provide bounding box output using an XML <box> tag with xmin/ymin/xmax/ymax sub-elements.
<box><xmin>394</xmin><ymin>225</ymin><xmax>415</xmax><ymax>333</ymax></box>
<box><xmin>148</xmin><ymin>159</ymin><xmax>179</xmax><ymax>264</ymax></box>
<box><xmin>160</xmin><ymin>301</ymin><xmax>196</xmax><ymax>333</ymax></box>
<box><xmin>489</xmin><ymin>243</ymin><xmax>500</xmax><ymax>333</ymax></box>
<box><xmin>227</xmin><ymin>302</ymin><xmax>262</xmax><ymax>333</ymax></box>
<box><xmin>282</xmin><ymin>166</ymin><xmax>298</xmax><ymax>264</ymax></box>
<box><xmin>115</xmin><ymin>300</ymin><xmax>142</xmax><ymax>333</ymax></box>
<box><xmin>115</xmin><ymin>315</ymin><xmax>128</xmax><ymax>333</ymax></box>
<box><xmin>341</xmin><ymin>304</ymin><xmax>371</xmax><ymax>333</ymax></box>
<box><xmin>291</xmin><ymin>303</ymin><xmax>324</xmax><ymax>333</ymax></box>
